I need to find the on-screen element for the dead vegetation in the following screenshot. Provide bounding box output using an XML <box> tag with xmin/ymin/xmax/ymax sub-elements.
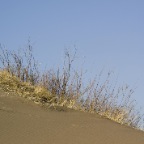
<box><xmin>0</xmin><ymin>42</ymin><xmax>143</xmax><ymax>130</ymax></box>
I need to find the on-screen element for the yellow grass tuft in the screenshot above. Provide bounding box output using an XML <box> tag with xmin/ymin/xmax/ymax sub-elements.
<box><xmin>100</xmin><ymin>108</ymin><xmax>128</xmax><ymax>125</ymax></box>
<box><xmin>0</xmin><ymin>70</ymin><xmax>56</xmax><ymax>105</ymax></box>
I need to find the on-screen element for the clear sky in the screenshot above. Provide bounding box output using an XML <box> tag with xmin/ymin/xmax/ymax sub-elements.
<box><xmin>0</xmin><ymin>0</ymin><xmax>144</xmax><ymax>109</ymax></box>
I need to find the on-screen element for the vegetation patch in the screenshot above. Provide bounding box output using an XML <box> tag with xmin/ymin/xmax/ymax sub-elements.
<box><xmin>0</xmin><ymin>42</ymin><xmax>143</xmax><ymax>130</ymax></box>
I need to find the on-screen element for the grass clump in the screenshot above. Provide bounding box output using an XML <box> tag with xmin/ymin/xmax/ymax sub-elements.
<box><xmin>0</xmin><ymin>42</ymin><xmax>143</xmax><ymax>130</ymax></box>
<box><xmin>0</xmin><ymin>70</ymin><xmax>55</xmax><ymax>105</ymax></box>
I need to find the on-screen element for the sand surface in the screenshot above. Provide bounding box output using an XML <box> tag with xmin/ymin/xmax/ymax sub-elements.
<box><xmin>0</xmin><ymin>90</ymin><xmax>144</xmax><ymax>144</ymax></box>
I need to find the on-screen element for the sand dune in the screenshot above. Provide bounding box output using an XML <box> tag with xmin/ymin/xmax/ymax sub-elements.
<box><xmin>0</xmin><ymin>90</ymin><xmax>144</xmax><ymax>144</ymax></box>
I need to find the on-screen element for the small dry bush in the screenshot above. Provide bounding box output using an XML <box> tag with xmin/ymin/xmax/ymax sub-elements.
<box><xmin>80</xmin><ymin>73</ymin><xmax>144</xmax><ymax>129</ymax></box>
<box><xmin>39</xmin><ymin>49</ymin><xmax>86</xmax><ymax>108</ymax></box>
<box><xmin>0</xmin><ymin>42</ymin><xmax>39</xmax><ymax>85</ymax></box>
<box><xmin>0</xmin><ymin>43</ymin><xmax>143</xmax><ymax>130</ymax></box>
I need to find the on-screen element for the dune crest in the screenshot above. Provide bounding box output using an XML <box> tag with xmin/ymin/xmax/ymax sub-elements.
<box><xmin>0</xmin><ymin>91</ymin><xmax>144</xmax><ymax>144</ymax></box>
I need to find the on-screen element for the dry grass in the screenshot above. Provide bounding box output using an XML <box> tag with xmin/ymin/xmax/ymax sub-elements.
<box><xmin>0</xmin><ymin>70</ymin><xmax>56</xmax><ymax>104</ymax></box>
<box><xmin>0</xmin><ymin>43</ymin><xmax>143</xmax><ymax>130</ymax></box>
<box><xmin>0</xmin><ymin>70</ymin><xmax>79</xmax><ymax>109</ymax></box>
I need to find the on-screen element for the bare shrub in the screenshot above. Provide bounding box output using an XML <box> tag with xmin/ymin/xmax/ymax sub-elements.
<box><xmin>80</xmin><ymin>73</ymin><xmax>144</xmax><ymax>129</ymax></box>
<box><xmin>0</xmin><ymin>41</ymin><xmax>40</xmax><ymax>85</ymax></box>
<box><xmin>39</xmin><ymin>49</ymin><xmax>88</xmax><ymax>108</ymax></box>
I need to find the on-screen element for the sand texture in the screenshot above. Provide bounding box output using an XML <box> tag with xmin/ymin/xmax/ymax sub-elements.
<box><xmin>0</xmin><ymin>90</ymin><xmax>144</xmax><ymax>144</ymax></box>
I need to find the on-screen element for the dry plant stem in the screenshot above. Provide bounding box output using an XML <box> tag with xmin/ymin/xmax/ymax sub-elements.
<box><xmin>0</xmin><ymin>43</ymin><xmax>40</xmax><ymax>85</ymax></box>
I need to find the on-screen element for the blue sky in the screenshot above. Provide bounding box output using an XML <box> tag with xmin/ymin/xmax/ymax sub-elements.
<box><xmin>0</xmin><ymin>0</ymin><xmax>144</xmax><ymax>109</ymax></box>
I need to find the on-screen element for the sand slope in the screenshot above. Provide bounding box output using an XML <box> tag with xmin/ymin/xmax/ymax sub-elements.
<box><xmin>0</xmin><ymin>90</ymin><xmax>144</xmax><ymax>144</ymax></box>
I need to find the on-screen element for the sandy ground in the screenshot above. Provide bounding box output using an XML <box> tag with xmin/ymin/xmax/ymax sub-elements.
<box><xmin>0</xmin><ymin>90</ymin><xmax>144</xmax><ymax>144</ymax></box>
